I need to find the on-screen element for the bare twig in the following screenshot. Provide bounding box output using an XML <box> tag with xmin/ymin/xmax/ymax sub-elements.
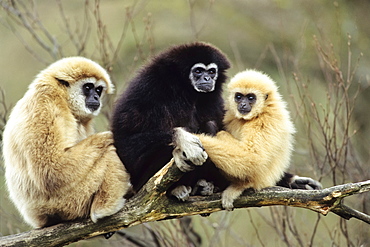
<box><xmin>188</xmin><ymin>0</ymin><xmax>215</xmax><ymax>39</ymax></box>
<box><xmin>1</xmin><ymin>0</ymin><xmax>62</xmax><ymax>61</ymax></box>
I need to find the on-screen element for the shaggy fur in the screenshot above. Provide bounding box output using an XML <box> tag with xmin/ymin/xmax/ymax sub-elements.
<box><xmin>2</xmin><ymin>57</ymin><xmax>130</xmax><ymax>228</ymax></box>
<box><xmin>111</xmin><ymin>42</ymin><xmax>230</xmax><ymax>193</ymax></box>
<box><xmin>197</xmin><ymin>69</ymin><xmax>295</xmax><ymax>210</ymax></box>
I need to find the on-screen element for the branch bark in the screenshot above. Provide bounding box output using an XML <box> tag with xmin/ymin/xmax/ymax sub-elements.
<box><xmin>1</xmin><ymin>159</ymin><xmax>369</xmax><ymax>247</ymax></box>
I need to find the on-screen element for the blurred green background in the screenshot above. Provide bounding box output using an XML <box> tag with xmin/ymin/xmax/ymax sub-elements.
<box><xmin>0</xmin><ymin>0</ymin><xmax>369</xmax><ymax>246</ymax></box>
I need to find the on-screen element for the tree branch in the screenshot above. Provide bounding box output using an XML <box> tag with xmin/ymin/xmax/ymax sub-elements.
<box><xmin>0</xmin><ymin>159</ymin><xmax>369</xmax><ymax>247</ymax></box>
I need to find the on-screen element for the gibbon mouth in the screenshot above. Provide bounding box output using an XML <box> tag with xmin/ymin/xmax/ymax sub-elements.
<box><xmin>87</xmin><ymin>103</ymin><xmax>100</xmax><ymax>111</ymax></box>
<box><xmin>196</xmin><ymin>83</ymin><xmax>214</xmax><ymax>92</ymax></box>
<box><xmin>238</xmin><ymin>108</ymin><xmax>251</xmax><ymax>115</ymax></box>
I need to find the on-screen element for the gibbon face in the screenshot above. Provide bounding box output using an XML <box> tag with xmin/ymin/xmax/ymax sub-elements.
<box><xmin>189</xmin><ymin>63</ymin><xmax>218</xmax><ymax>92</ymax></box>
<box><xmin>155</xmin><ymin>42</ymin><xmax>229</xmax><ymax>95</ymax></box>
<box><xmin>227</xmin><ymin>69</ymin><xmax>279</xmax><ymax>120</ymax></box>
<box><xmin>234</xmin><ymin>92</ymin><xmax>257</xmax><ymax>115</ymax></box>
<box><xmin>66</xmin><ymin>77</ymin><xmax>108</xmax><ymax>120</ymax></box>
<box><xmin>44</xmin><ymin>57</ymin><xmax>114</xmax><ymax>121</ymax></box>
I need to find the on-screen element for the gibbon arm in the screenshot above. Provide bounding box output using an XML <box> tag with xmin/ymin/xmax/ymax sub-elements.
<box><xmin>196</xmin><ymin>131</ymin><xmax>269</xmax><ymax>180</ymax></box>
<box><xmin>29</xmin><ymin>128</ymin><xmax>114</xmax><ymax>192</ymax></box>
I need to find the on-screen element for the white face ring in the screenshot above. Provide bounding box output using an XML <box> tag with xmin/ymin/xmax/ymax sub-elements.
<box><xmin>189</xmin><ymin>63</ymin><xmax>218</xmax><ymax>92</ymax></box>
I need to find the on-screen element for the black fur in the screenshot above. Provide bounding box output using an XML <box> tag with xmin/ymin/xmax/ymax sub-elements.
<box><xmin>111</xmin><ymin>42</ymin><xmax>230</xmax><ymax>192</ymax></box>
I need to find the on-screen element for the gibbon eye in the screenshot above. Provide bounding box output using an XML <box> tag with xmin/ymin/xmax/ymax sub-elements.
<box><xmin>246</xmin><ymin>93</ymin><xmax>256</xmax><ymax>101</ymax></box>
<box><xmin>208</xmin><ymin>68</ymin><xmax>216</xmax><ymax>74</ymax></box>
<box><xmin>83</xmin><ymin>83</ymin><xmax>94</xmax><ymax>96</ymax></box>
<box><xmin>95</xmin><ymin>86</ymin><xmax>103</xmax><ymax>96</ymax></box>
<box><xmin>193</xmin><ymin>67</ymin><xmax>204</xmax><ymax>74</ymax></box>
<box><xmin>234</xmin><ymin>93</ymin><xmax>243</xmax><ymax>101</ymax></box>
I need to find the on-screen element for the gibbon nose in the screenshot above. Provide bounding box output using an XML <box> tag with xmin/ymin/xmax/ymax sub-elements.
<box><xmin>238</xmin><ymin>103</ymin><xmax>251</xmax><ymax>114</ymax></box>
<box><xmin>240</xmin><ymin>102</ymin><xmax>247</xmax><ymax>108</ymax></box>
<box><xmin>203</xmin><ymin>75</ymin><xmax>211</xmax><ymax>81</ymax></box>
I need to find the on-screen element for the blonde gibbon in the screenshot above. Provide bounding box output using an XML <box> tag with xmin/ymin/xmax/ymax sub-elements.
<box><xmin>196</xmin><ymin>69</ymin><xmax>295</xmax><ymax>210</ymax></box>
<box><xmin>2</xmin><ymin>57</ymin><xmax>131</xmax><ymax>228</ymax></box>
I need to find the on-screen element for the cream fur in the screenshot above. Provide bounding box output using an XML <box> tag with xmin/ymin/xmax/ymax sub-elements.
<box><xmin>197</xmin><ymin>69</ymin><xmax>295</xmax><ymax>210</ymax></box>
<box><xmin>2</xmin><ymin>57</ymin><xmax>130</xmax><ymax>228</ymax></box>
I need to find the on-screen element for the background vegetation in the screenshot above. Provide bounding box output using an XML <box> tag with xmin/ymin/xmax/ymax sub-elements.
<box><xmin>0</xmin><ymin>0</ymin><xmax>369</xmax><ymax>246</ymax></box>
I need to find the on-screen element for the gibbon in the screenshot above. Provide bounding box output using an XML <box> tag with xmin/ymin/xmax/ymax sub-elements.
<box><xmin>196</xmin><ymin>69</ymin><xmax>296</xmax><ymax>210</ymax></box>
<box><xmin>2</xmin><ymin>57</ymin><xmax>131</xmax><ymax>228</ymax></box>
<box><xmin>111</xmin><ymin>42</ymin><xmax>230</xmax><ymax>195</ymax></box>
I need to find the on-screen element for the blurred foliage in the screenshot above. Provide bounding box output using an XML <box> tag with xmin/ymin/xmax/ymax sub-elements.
<box><xmin>0</xmin><ymin>0</ymin><xmax>369</xmax><ymax>246</ymax></box>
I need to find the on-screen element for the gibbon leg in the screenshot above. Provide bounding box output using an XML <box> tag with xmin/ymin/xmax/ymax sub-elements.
<box><xmin>24</xmin><ymin>209</ymin><xmax>53</xmax><ymax>228</ymax></box>
<box><xmin>90</xmin><ymin>146</ymin><xmax>130</xmax><ymax>222</ymax></box>
<box><xmin>222</xmin><ymin>183</ymin><xmax>246</xmax><ymax>211</ymax></box>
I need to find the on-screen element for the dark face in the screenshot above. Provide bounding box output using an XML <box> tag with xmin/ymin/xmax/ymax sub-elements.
<box><xmin>189</xmin><ymin>63</ymin><xmax>218</xmax><ymax>93</ymax></box>
<box><xmin>83</xmin><ymin>83</ymin><xmax>103</xmax><ymax>112</ymax></box>
<box><xmin>234</xmin><ymin>92</ymin><xmax>256</xmax><ymax>115</ymax></box>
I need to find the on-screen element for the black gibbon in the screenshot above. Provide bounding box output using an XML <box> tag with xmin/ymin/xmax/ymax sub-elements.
<box><xmin>111</xmin><ymin>42</ymin><xmax>321</xmax><ymax>200</ymax></box>
<box><xmin>196</xmin><ymin>69</ymin><xmax>320</xmax><ymax>210</ymax></box>
<box><xmin>111</xmin><ymin>42</ymin><xmax>230</xmax><ymax>195</ymax></box>
<box><xmin>2</xmin><ymin>57</ymin><xmax>131</xmax><ymax>228</ymax></box>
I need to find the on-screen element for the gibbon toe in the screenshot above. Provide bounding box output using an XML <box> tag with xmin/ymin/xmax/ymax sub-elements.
<box><xmin>221</xmin><ymin>196</ymin><xmax>235</xmax><ymax>211</ymax></box>
<box><xmin>197</xmin><ymin>179</ymin><xmax>215</xmax><ymax>196</ymax></box>
<box><xmin>171</xmin><ymin>185</ymin><xmax>192</xmax><ymax>201</ymax></box>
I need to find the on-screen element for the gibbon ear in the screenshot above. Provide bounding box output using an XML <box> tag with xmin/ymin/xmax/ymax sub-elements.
<box><xmin>55</xmin><ymin>78</ymin><xmax>70</xmax><ymax>87</ymax></box>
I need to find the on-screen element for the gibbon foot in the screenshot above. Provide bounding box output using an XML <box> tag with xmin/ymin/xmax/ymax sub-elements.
<box><xmin>90</xmin><ymin>197</ymin><xmax>126</xmax><ymax>223</ymax></box>
<box><xmin>221</xmin><ymin>185</ymin><xmax>245</xmax><ymax>211</ymax></box>
<box><xmin>171</xmin><ymin>185</ymin><xmax>192</xmax><ymax>201</ymax></box>
<box><xmin>290</xmin><ymin>176</ymin><xmax>322</xmax><ymax>190</ymax></box>
<box><xmin>173</xmin><ymin>127</ymin><xmax>208</xmax><ymax>172</ymax></box>
<box><xmin>221</xmin><ymin>193</ymin><xmax>235</xmax><ymax>211</ymax></box>
<box><xmin>194</xmin><ymin>179</ymin><xmax>214</xmax><ymax>196</ymax></box>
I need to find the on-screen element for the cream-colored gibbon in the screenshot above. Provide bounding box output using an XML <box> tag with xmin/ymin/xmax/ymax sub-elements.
<box><xmin>196</xmin><ymin>69</ymin><xmax>297</xmax><ymax>210</ymax></box>
<box><xmin>2</xmin><ymin>57</ymin><xmax>131</xmax><ymax>228</ymax></box>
